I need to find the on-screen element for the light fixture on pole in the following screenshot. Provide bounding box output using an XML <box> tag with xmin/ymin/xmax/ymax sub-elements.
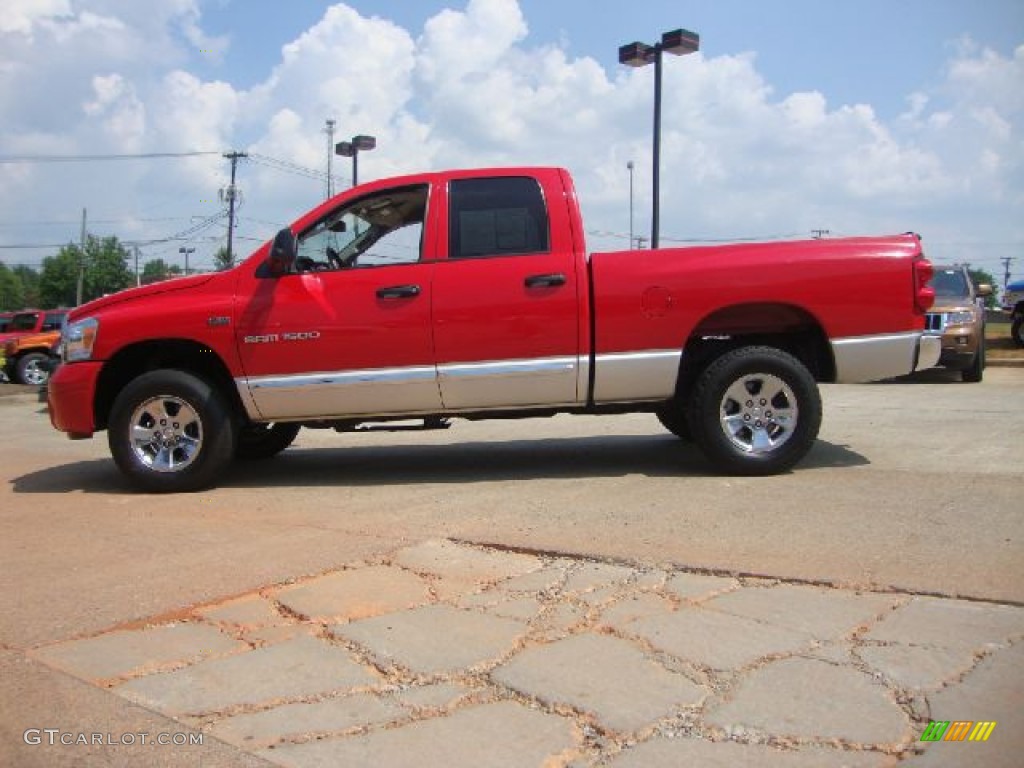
<box><xmin>334</xmin><ymin>134</ymin><xmax>377</xmax><ymax>188</ymax></box>
<box><xmin>178</xmin><ymin>246</ymin><xmax>195</xmax><ymax>276</ymax></box>
<box><xmin>619</xmin><ymin>28</ymin><xmax>699</xmax><ymax>249</ymax></box>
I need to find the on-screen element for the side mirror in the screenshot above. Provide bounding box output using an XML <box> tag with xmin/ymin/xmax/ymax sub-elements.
<box><xmin>267</xmin><ymin>228</ymin><xmax>297</xmax><ymax>276</ymax></box>
<box><xmin>977</xmin><ymin>283</ymin><xmax>993</xmax><ymax>298</ymax></box>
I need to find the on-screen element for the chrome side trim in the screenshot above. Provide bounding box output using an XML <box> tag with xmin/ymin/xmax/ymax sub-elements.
<box><xmin>241</xmin><ymin>365</ymin><xmax>441</xmax><ymax>420</ymax></box>
<box><xmin>592</xmin><ymin>349</ymin><xmax>681</xmax><ymax>403</ymax></box>
<box><xmin>831</xmin><ymin>332</ymin><xmax>922</xmax><ymax>383</ymax></box>
<box><xmin>249</xmin><ymin>366</ymin><xmax>437</xmax><ymax>390</ymax></box>
<box><xmin>437</xmin><ymin>356</ymin><xmax>580</xmax><ymax>409</ymax></box>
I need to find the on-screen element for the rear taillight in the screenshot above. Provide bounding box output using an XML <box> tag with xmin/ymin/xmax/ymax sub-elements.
<box><xmin>914</xmin><ymin>256</ymin><xmax>935</xmax><ymax>314</ymax></box>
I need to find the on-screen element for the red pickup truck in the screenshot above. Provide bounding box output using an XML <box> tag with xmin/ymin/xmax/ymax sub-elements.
<box><xmin>48</xmin><ymin>167</ymin><xmax>937</xmax><ymax>492</ymax></box>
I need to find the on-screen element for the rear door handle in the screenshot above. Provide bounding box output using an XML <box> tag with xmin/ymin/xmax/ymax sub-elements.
<box><xmin>376</xmin><ymin>284</ymin><xmax>421</xmax><ymax>299</ymax></box>
<box><xmin>524</xmin><ymin>273</ymin><xmax>566</xmax><ymax>288</ymax></box>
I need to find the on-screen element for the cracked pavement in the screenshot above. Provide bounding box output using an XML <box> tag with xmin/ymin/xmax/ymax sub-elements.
<box><xmin>28</xmin><ymin>539</ymin><xmax>1024</xmax><ymax>767</ymax></box>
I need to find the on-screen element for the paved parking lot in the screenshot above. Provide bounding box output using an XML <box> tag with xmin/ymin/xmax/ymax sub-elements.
<box><xmin>1</xmin><ymin>368</ymin><xmax>1022</xmax><ymax>766</ymax></box>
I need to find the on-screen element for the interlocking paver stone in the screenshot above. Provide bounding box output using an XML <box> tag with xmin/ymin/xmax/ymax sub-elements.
<box><xmin>333</xmin><ymin>604</ymin><xmax>526</xmax><ymax>675</ymax></box>
<box><xmin>199</xmin><ymin>595</ymin><xmax>285</xmax><ymax>627</ymax></box>
<box><xmin>492</xmin><ymin>633</ymin><xmax>706</xmax><ymax>733</ymax></box>
<box><xmin>866</xmin><ymin>596</ymin><xmax>1024</xmax><ymax>651</ymax></box>
<box><xmin>606</xmin><ymin>737</ymin><xmax>885</xmax><ymax>767</ymax></box>
<box><xmin>31</xmin><ymin>539</ymin><xmax>1024</xmax><ymax>766</ymax></box>
<box><xmin>210</xmin><ymin>692</ymin><xmax>405</xmax><ymax>748</ymax></box>
<box><xmin>907</xmin><ymin>641</ymin><xmax>1024</xmax><ymax>768</ymax></box>
<box><xmin>393</xmin><ymin>539</ymin><xmax>541</xmax><ymax>595</ymax></box>
<box><xmin>394</xmin><ymin>681</ymin><xmax>474</xmax><ymax>711</ymax></box>
<box><xmin>707</xmin><ymin>584</ymin><xmax>898</xmax><ymax>639</ymax></box>
<box><xmin>599</xmin><ymin>592</ymin><xmax>676</xmax><ymax>628</ymax></box>
<box><xmin>563</xmin><ymin>562</ymin><xmax>635</xmax><ymax>593</ymax></box>
<box><xmin>117</xmin><ymin>636</ymin><xmax>376</xmax><ymax>715</ymax></box>
<box><xmin>706</xmin><ymin>657</ymin><xmax>911</xmax><ymax>744</ymax></box>
<box><xmin>626</xmin><ymin>605</ymin><xmax>813</xmax><ymax>670</ymax></box>
<box><xmin>261</xmin><ymin>700</ymin><xmax>576</xmax><ymax>768</ymax></box>
<box><xmin>857</xmin><ymin>643</ymin><xmax>973</xmax><ymax>690</ymax></box>
<box><xmin>665</xmin><ymin>572</ymin><xmax>740</xmax><ymax>601</ymax></box>
<box><xmin>274</xmin><ymin>565</ymin><xmax>429</xmax><ymax>621</ymax></box>
<box><xmin>34</xmin><ymin>622</ymin><xmax>246</xmax><ymax>681</ymax></box>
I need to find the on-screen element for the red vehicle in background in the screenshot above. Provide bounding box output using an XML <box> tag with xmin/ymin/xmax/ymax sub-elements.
<box><xmin>48</xmin><ymin>167</ymin><xmax>937</xmax><ymax>492</ymax></box>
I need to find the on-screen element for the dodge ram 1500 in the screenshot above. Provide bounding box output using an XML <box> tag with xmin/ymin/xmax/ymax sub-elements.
<box><xmin>48</xmin><ymin>167</ymin><xmax>938</xmax><ymax>492</ymax></box>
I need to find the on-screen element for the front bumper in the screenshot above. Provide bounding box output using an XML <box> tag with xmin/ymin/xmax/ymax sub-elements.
<box><xmin>48</xmin><ymin>361</ymin><xmax>102</xmax><ymax>438</ymax></box>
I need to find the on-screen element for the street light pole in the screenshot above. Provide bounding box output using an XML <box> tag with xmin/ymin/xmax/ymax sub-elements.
<box><xmin>627</xmin><ymin>160</ymin><xmax>635</xmax><ymax>249</ymax></box>
<box><xmin>179</xmin><ymin>246</ymin><xmax>195</xmax><ymax>276</ymax></box>
<box><xmin>619</xmin><ymin>28</ymin><xmax>700</xmax><ymax>250</ymax></box>
<box><xmin>334</xmin><ymin>134</ymin><xmax>377</xmax><ymax>188</ymax></box>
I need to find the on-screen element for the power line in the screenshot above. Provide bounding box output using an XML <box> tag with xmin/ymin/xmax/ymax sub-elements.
<box><xmin>0</xmin><ymin>151</ymin><xmax>222</xmax><ymax>164</ymax></box>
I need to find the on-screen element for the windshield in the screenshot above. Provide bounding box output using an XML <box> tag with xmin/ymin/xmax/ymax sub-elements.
<box><xmin>10</xmin><ymin>312</ymin><xmax>39</xmax><ymax>331</ymax></box>
<box><xmin>930</xmin><ymin>269</ymin><xmax>970</xmax><ymax>300</ymax></box>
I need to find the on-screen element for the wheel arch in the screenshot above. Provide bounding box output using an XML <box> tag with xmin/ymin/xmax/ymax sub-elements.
<box><xmin>94</xmin><ymin>339</ymin><xmax>243</xmax><ymax>431</ymax></box>
<box><xmin>673</xmin><ymin>302</ymin><xmax>836</xmax><ymax>401</ymax></box>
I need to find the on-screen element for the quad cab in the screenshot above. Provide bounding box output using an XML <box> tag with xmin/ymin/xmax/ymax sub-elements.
<box><xmin>48</xmin><ymin>167</ymin><xmax>938</xmax><ymax>492</ymax></box>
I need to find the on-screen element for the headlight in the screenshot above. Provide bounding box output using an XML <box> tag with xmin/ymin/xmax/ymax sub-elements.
<box><xmin>63</xmin><ymin>317</ymin><xmax>99</xmax><ymax>362</ymax></box>
<box><xmin>945</xmin><ymin>309</ymin><xmax>976</xmax><ymax>327</ymax></box>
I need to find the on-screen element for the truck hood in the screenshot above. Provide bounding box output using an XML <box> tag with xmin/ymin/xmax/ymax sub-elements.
<box><xmin>67</xmin><ymin>273</ymin><xmax>218</xmax><ymax>321</ymax></box>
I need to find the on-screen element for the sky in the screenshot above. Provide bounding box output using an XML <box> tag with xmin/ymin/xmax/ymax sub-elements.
<box><xmin>1</xmin><ymin>0</ymin><xmax>1022</xmax><ymax>288</ymax></box>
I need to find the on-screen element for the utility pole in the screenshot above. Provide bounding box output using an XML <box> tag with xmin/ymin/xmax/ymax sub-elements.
<box><xmin>134</xmin><ymin>246</ymin><xmax>141</xmax><ymax>287</ymax></box>
<box><xmin>1001</xmin><ymin>256</ymin><xmax>1015</xmax><ymax>291</ymax></box>
<box><xmin>221</xmin><ymin>151</ymin><xmax>247</xmax><ymax>268</ymax></box>
<box><xmin>325</xmin><ymin>119</ymin><xmax>336</xmax><ymax>200</ymax></box>
<box><xmin>75</xmin><ymin>208</ymin><xmax>87</xmax><ymax>306</ymax></box>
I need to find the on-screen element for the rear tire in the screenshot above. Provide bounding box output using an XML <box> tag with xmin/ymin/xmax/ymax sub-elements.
<box><xmin>236</xmin><ymin>423</ymin><xmax>300</xmax><ymax>460</ymax></box>
<box><xmin>688</xmin><ymin>346</ymin><xmax>821</xmax><ymax>476</ymax></box>
<box><xmin>1012</xmin><ymin>315</ymin><xmax>1024</xmax><ymax>348</ymax></box>
<box><xmin>108</xmin><ymin>370</ymin><xmax>236</xmax><ymax>493</ymax></box>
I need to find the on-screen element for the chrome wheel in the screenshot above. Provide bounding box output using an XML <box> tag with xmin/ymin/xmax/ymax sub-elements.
<box><xmin>718</xmin><ymin>373</ymin><xmax>798</xmax><ymax>455</ymax></box>
<box><xmin>128</xmin><ymin>395</ymin><xmax>203</xmax><ymax>473</ymax></box>
<box><xmin>20</xmin><ymin>356</ymin><xmax>49</xmax><ymax>386</ymax></box>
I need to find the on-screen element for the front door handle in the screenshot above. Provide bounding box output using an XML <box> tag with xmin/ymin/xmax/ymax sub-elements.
<box><xmin>524</xmin><ymin>273</ymin><xmax>566</xmax><ymax>288</ymax></box>
<box><xmin>376</xmin><ymin>284</ymin><xmax>421</xmax><ymax>299</ymax></box>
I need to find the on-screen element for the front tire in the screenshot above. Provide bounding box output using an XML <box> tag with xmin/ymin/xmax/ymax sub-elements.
<box><xmin>961</xmin><ymin>340</ymin><xmax>985</xmax><ymax>383</ymax></box>
<box><xmin>108</xmin><ymin>370</ymin><xmax>236</xmax><ymax>493</ymax></box>
<box><xmin>16</xmin><ymin>352</ymin><xmax>51</xmax><ymax>386</ymax></box>
<box><xmin>236</xmin><ymin>422</ymin><xmax>300</xmax><ymax>460</ymax></box>
<box><xmin>688</xmin><ymin>346</ymin><xmax>821</xmax><ymax>476</ymax></box>
<box><xmin>656</xmin><ymin>403</ymin><xmax>692</xmax><ymax>441</ymax></box>
<box><xmin>1012</xmin><ymin>315</ymin><xmax>1024</xmax><ymax>348</ymax></box>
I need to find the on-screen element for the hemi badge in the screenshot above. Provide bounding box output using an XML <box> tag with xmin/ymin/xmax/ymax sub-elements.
<box><xmin>207</xmin><ymin>316</ymin><xmax>231</xmax><ymax>327</ymax></box>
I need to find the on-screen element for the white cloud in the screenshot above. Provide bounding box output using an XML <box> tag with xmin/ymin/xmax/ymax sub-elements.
<box><xmin>0</xmin><ymin>1</ymin><xmax>1021</xmax><ymax>277</ymax></box>
<box><xmin>1</xmin><ymin>0</ymin><xmax>72</xmax><ymax>35</ymax></box>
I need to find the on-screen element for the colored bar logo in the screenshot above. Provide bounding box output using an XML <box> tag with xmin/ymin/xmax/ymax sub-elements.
<box><xmin>921</xmin><ymin>721</ymin><xmax>997</xmax><ymax>742</ymax></box>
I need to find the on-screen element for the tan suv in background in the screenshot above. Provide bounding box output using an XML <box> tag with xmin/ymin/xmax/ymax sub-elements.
<box><xmin>924</xmin><ymin>265</ymin><xmax>992</xmax><ymax>382</ymax></box>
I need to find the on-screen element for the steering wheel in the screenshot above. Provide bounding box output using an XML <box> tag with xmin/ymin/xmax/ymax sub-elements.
<box><xmin>326</xmin><ymin>246</ymin><xmax>342</xmax><ymax>269</ymax></box>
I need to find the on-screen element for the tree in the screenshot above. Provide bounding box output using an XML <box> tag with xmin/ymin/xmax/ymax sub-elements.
<box><xmin>12</xmin><ymin>265</ymin><xmax>40</xmax><ymax>307</ymax></box>
<box><xmin>39</xmin><ymin>235</ymin><xmax>135</xmax><ymax>308</ymax></box>
<box><xmin>0</xmin><ymin>261</ymin><xmax>25</xmax><ymax>310</ymax></box>
<box><xmin>969</xmin><ymin>268</ymin><xmax>999</xmax><ymax>308</ymax></box>
<box><xmin>212</xmin><ymin>246</ymin><xmax>233</xmax><ymax>271</ymax></box>
<box><xmin>141</xmin><ymin>259</ymin><xmax>182</xmax><ymax>284</ymax></box>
